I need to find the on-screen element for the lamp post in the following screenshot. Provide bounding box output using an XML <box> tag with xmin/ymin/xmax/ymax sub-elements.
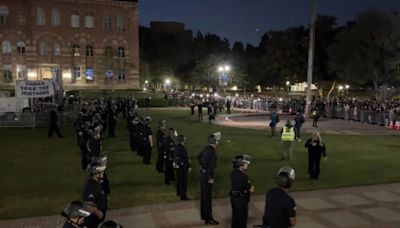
<box><xmin>305</xmin><ymin>0</ymin><xmax>317</xmax><ymax>117</ymax></box>
<box><xmin>164</xmin><ymin>78</ymin><xmax>171</xmax><ymax>92</ymax></box>
<box><xmin>217</xmin><ymin>65</ymin><xmax>230</xmax><ymax>96</ymax></box>
<box><xmin>286</xmin><ymin>81</ymin><xmax>290</xmax><ymax>98</ymax></box>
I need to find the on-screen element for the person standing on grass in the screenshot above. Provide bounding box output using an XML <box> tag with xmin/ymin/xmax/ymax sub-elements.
<box><xmin>269</xmin><ymin>111</ymin><xmax>279</xmax><ymax>137</ymax></box>
<box><xmin>174</xmin><ymin>134</ymin><xmax>191</xmax><ymax>201</ymax></box>
<box><xmin>305</xmin><ymin>132</ymin><xmax>327</xmax><ymax>180</ymax></box>
<box><xmin>61</xmin><ymin>200</ymin><xmax>91</xmax><ymax>228</ymax></box>
<box><xmin>294</xmin><ymin>111</ymin><xmax>305</xmax><ymax>142</ymax></box>
<box><xmin>48</xmin><ymin>107</ymin><xmax>64</xmax><ymax>138</ymax></box>
<box><xmin>280</xmin><ymin>120</ymin><xmax>295</xmax><ymax>161</ymax></box>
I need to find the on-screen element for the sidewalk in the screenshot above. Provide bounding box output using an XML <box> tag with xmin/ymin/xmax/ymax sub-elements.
<box><xmin>2</xmin><ymin>183</ymin><xmax>400</xmax><ymax>227</ymax></box>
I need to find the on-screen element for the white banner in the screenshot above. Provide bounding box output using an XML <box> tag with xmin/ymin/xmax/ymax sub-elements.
<box><xmin>16</xmin><ymin>80</ymin><xmax>55</xmax><ymax>98</ymax></box>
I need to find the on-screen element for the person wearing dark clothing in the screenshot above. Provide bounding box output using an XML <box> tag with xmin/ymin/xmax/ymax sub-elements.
<box><xmin>141</xmin><ymin>117</ymin><xmax>153</xmax><ymax>164</ymax></box>
<box><xmin>156</xmin><ymin>120</ymin><xmax>167</xmax><ymax>173</ymax></box>
<box><xmin>61</xmin><ymin>200</ymin><xmax>91</xmax><ymax>228</ymax></box>
<box><xmin>230</xmin><ymin>155</ymin><xmax>254</xmax><ymax>228</ymax></box>
<box><xmin>79</xmin><ymin>123</ymin><xmax>92</xmax><ymax>170</ymax></box>
<box><xmin>269</xmin><ymin>112</ymin><xmax>279</xmax><ymax>137</ymax></box>
<box><xmin>74</xmin><ymin>114</ymin><xmax>83</xmax><ymax>145</ymax></box>
<box><xmin>107</xmin><ymin>111</ymin><xmax>117</xmax><ymax>138</ymax></box>
<box><xmin>197</xmin><ymin>102</ymin><xmax>203</xmax><ymax>120</ymax></box>
<box><xmin>145</xmin><ymin>97</ymin><xmax>151</xmax><ymax>110</ymax></box>
<box><xmin>164</xmin><ymin>128</ymin><xmax>176</xmax><ymax>185</ymax></box>
<box><xmin>98</xmin><ymin>220</ymin><xmax>124</xmax><ymax>228</ymax></box>
<box><xmin>136</xmin><ymin>120</ymin><xmax>146</xmax><ymax>157</ymax></box>
<box><xmin>83</xmin><ymin>158</ymin><xmax>108</xmax><ymax>228</ymax></box>
<box><xmin>128</xmin><ymin>117</ymin><xmax>140</xmax><ymax>152</ymax></box>
<box><xmin>190</xmin><ymin>100</ymin><xmax>195</xmax><ymax>115</ymax></box>
<box><xmin>226</xmin><ymin>100</ymin><xmax>231</xmax><ymax>114</ymax></box>
<box><xmin>305</xmin><ymin>132</ymin><xmax>327</xmax><ymax>180</ymax></box>
<box><xmin>294</xmin><ymin>112</ymin><xmax>305</xmax><ymax>141</ymax></box>
<box><xmin>174</xmin><ymin>135</ymin><xmax>191</xmax><ymax>200</ymax></box>
<box><xmin>48</xmin><ymin>109</ymin><xmax>64</xmax><ymax>138</ymax></box>
<box><xmin>87</xmin><ymin>127</ymin><xmax>102</xmax><ymax>160</ymax></box>
<box><xmin>312</xmin><ymin>108</ymin><xmax>319</xmax><ymax>127</ymax></box>
<box><xmin>262</xmin><ymin>167</ymin><xmax>297</xmax><ymax>228</ymax></box>
<box><xmin>198</xmin><ymin>134</ymin><xmax>219</xmax><ymax>225</ymax></box>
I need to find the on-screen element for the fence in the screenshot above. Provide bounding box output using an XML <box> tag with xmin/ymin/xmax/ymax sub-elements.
<box><xmin>0</xmin><ymin>112</ymin><xmax>77</xmax><ymax>129</ymax></box>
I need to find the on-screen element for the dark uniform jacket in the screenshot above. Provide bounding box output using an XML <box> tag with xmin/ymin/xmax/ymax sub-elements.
<box><xmin>230</xmin><ymin>169</ymin><xmax>251</xmax><ymax>201</ymax></box>
<box><xmin>263</xmin><ymin>187</ymin><xmax>296</xmax><ymax>228</ymax></box>
<box><xmin>87</xmin><ymin>137</ymin><xmax>101</xmax><ymax>159</ymax></box>
<box><xmin>138</xmin><ymin>123</ymin><xmax>152</xmax><ymax>145</ymax></box>
<box><xmin>83</xmin><ymin>178</ymin><xmax>108</xmax><ymax>213</ymax></box>
<box><xmin>175</xmin><ymin>144</ymin><xmax>190</xmax><ymax>169</ymax></box>
<box><xmin>165</xmin><ymin>136</ymin><xmax>175</xmax><ymax>160</ymax></box>
<box><xmin>156</xmin><ymin>129</ymin><xmax>166</xmax><ymax>150</ymax></box>
<box><xmin>198</xmin><ymin>145</ymin><xmax>217</xmax><ymax>179</ymax></box>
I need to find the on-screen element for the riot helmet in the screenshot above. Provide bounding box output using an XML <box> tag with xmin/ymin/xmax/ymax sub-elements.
<box><xmin>86</xmin><ymin>155</ymin><xmax>107</xmax><ymax>175</ymax></box>
<box><xmin>276</xmin><ymin>166</ymin><xmax>295</xmax><ymax>189</ymax></box>
<box><xmin>208</xmin><ymin>134</ymin><xmax>217</xmax><ymax>145</ymax></box>
<box><xmin>232</xmin><ymin>154</ymin><xmax>252</xmax><ymax>169</ymax></box>
<box><xmin>177</xmin><ymin>134</ymin><xmax>186</xmax><ymax>144</ymax></box>
<box><xmin>159</xmin><ymin>120</ymin><xmax>166</xmax><ymax>128</ymax></box>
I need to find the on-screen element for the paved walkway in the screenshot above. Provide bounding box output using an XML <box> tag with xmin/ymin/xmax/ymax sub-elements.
<box><xmin>2</xmin><ymin>183</ymin><xmax>400</xmax><ymax>227</ymax></box>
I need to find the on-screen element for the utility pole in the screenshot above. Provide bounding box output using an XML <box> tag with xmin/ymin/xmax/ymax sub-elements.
<box><xmin>305</xmin><ymin>0</ymin><xmax>317</xmax><ymax>117</ymax></box>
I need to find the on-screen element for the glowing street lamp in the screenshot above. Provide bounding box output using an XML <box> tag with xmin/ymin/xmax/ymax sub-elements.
<box><xmin>345</xmin><ymin>84</ymin><xmax>350</xmax><ymax>89</ymax></box>
<box><xmin>338</xmin><ymin>85</ymin><xmax>344</xmax><ymax>91</ymax></box>
<box><xmin>286</xmin><ymin>81</ymin><xmax>290</xmax><ymax>86</ymax></box>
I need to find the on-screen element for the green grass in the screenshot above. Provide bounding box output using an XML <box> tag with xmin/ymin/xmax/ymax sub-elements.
<box><xmin>1</xmin><ymin>109</ymin><xmax>400</xmax><ymax>220</ymax></box>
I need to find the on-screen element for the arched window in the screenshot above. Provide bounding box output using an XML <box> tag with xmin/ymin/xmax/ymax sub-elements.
<box><xmin>105</xmin><ymin>46</ymin><xmax>113</xmax><ymax>57</ymax></box>
<box><xmin>85</xmin><ymin>12</ymin><xmax>94</xmax><ymax>29</ymax></box>
<box><xmin>104</xmin><ymin>16</ymin><xmax>112</xmax><ymax>31</ymax></box>
<box><xmin>2</xmin><ymin>40</ymin><xmax>11</xmax><ymax>53</ymax></box>
<box><xmin>0</xmin><ymin>5</ymin><xmax>9</xmax><ymax>25</ymax></box>
<box><xmin>17</xmin><ymin>41</ymin><xmax>25</xmax><ymax>54</ymax></box>
<box><xmin>117</xmin><ymin>47</ymin><xmax>125</xmax><ymax>58</ymax></box>
<box><xmin>71</xmin><ymin>12</ymin><xmax>80</xmax><ymax>28</ymax></box>
<box><xmin>72</xmin><ymin>44</ymin><xmax>80</xmax><ymax>56</ymax></box>
<box><xmin>117</xmin><ymin>15</ymin><xmax>126</xmax><ymax>32</ymax></box>
<box><xmin>39</xmin><ymin>42</ymin><xmax>47</xmax><ymax>55</ymax></box>
<box><xmin>51</xmin><ymin>9</ymin><xmax>61</xmax><ymax>26</ymax></box>
<box><xmin>54</xmin><ymin>43</ymin><xmax>61</xmax><ymax>56</ymax></box>
<box><xmin>3</xmin><ymin>64</ymin><xmax>12</xmax><ymax>82</ymax></box>
<box><xmin>36</xmin><ymin>8</ymin><xmax>46</xmax><ymax>25</ymax></box>
<box><xmin>86</xmin><ymin>45</ymin><xmax>93</xmax><ymax>57</ymax></box>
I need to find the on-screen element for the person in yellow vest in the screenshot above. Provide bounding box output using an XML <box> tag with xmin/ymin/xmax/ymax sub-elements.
<box><xmin>280</xmin><ymin>120</ymin><xmax>296</xmax><ymax>161</ymax></box>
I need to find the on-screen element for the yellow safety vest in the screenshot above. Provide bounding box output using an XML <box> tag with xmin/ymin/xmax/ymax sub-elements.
<box><xmin>281</xmin><ymin>126</ymin><xmax>295</xmax><ymax>142</ymax></box>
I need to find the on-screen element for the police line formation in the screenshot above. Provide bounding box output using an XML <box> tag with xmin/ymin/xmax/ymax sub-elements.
<box><xmin>60</xmin><ymin>96</ymin><xmax>329</xmax><ymax>228</ymax></box>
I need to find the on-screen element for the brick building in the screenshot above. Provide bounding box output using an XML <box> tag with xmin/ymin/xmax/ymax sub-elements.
<box><xmin>0</xmin><ymin>0</ymin><xmax>139</xmax><ymax>91</ymax></box>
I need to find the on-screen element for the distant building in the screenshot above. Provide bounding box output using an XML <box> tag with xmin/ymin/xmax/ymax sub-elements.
<box><xmin>0</xmin><ymin>0</ymin><xmax>139</xmax><ymax>91</ymax></box>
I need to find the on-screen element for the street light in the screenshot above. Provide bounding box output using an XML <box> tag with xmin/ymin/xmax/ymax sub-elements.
<box><xmin>286</xmin><ymin>81</ymin><xmax>290</xmax><ymax>86</ymax></box>
<box><xmin>338</xmin><ymin>85</ymin><xmax>344</xmax><ymax>91</ymax></box>
<box><xmin>164</xmin><ymin>78</ymin><xmax>171</xmax><ymax>91</ymax></box>
<box><xmin>217</xmin><ymin>64</ymin><xmax>231</xmax><ymax>95</ymax></box>
<box><xmin>345</xmin><ymin>85</ymin><xmax>350</xmax><ymax>89</ymax></box>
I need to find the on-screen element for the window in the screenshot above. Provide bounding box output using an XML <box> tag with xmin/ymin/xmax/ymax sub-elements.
<box><xmin>118</xmin><ymin>70</ymin><xmax>125</xmax><ymax>80</ymax></box>
<box><xmin>85</xmin><ymin>13</ymin><xmax>94</xmax><ymax>29</ymax></box>
<box><xmin>85</xmin><ymin>67</ymin><xmax>94</xmax><ymax>80</ymax></box>
<box><xmin>16</xmin><ymin>10</ymin><xmax>26</xmax><ymax>26</ymax></box>
<box><xmin>3</xmin><ymin>64</ymin><xmax>12</xmax><ymax>82</ymax></box>
<box><xmin>71</xmin><ymin>12</ymin><xmax>80</xmax><ymax>28</ymax></box>
<box><xmin>0</xmin><ymin>5</ymin><xmax>9</xmax><ymax>25</ymax></box>
<box><xmin>86</xmin><ymin>45</ymin><xmax>94</xmax><ymax>57</ymax></box>
<box><xmin>117</xmin><ymin>47</ymin><xmax>125</xmax><ymax>58</ymax></box>
<box><xmin>72</xmin><ymin>45</ymin><xmax>80</xmax><ymax>56</ymax></box>
<box><xmin>36</xmin><ymin>8</ymin><xmax>46</xmax><ymax>26</ymax></box>
<box><xmin>17</xmin><ymin>41</ymin><xmax>25</xmax><ymax>54</ymax></box>
<box><xmin>2</xmin><ymin>40</ymin><xmax>11</xmax><ymax>53</ymax></box>
<box><xmin>73</xmin><ymin>66</ymin><xmax>81</xmax><ymax>80</ymax></box>
<box><xmin>51</xmin><ymin>9</ymin><xmax>61</xmax><ymax>26</ymax></box>
<box><xmin>117</xmin><ymin>15</ymin><xmax>126</xmax><ymax>32</ymax></box>
<box><xmin>104</xmin><ymin>16</ymin><xmax>112</xmax><ymax>31</ymax></box>
<box><xmin>54</xmin><ymin>43</ymin><xmax>61</xmax><ymax>56</ymax></box>
<box><xmin>105</xmin><ymin>46</ymin><xmax>113</xmax><ymax>57</ymax></box>
<box><xmin>39</xmin><ymin>42</ymin><xmax>48</xmax><ymax>55</ymax></box>
<box><xmin>17</xmin><ymin>65</ymin><xmax>27</xmax><ymax>79</ymax></box>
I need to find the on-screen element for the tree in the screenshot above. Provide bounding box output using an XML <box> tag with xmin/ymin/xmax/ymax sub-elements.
<box><xmin>328</xmin><ymin>11</ymin><xmax>400</xmax><ymax>100</ymax></box>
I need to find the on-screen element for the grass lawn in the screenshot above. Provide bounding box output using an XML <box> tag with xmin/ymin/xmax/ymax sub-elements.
<box><xmin>1</xmin><ymin>109</ymin><xmax>400</xmax><ymax>220</ymax></box>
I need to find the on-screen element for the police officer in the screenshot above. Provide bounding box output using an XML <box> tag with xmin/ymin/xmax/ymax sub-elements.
<box><xmin>82</xmin><ymin>156</ymin><xmax>108</xmax><ymax>228</ymax></box>
<box><xmin>280</xmin><ymin>120</ymin><xmax>295</xmax><ymax>161</ymax></box>
<box><xmin>79</xmin><ymin>121</ymin><xmax>92</xmax><ymax>170</ymax></box>
<box><xmin>98</xmin><ymin>220</ymin><xmax>124</xmax><ymax>228</ymax></box>
<box><xmin>164</xmin><ymin>128</ymin><xmax>176</xmax><ymax>185</ymax></box>
<box><xmin>174</xmin><ymin>134</ymin><xmax>191</xmax><ymax>200</ymax></box>
<box><xmin>61</xmin><ymin>200</ymin><xmax>91</xmax><ymax>228</ymax></box>
<box><xmin>128</xmin><ymin>116</ymin><xmax>140</xmax><ymax>153</ymax></box>
<box><xmin>156</xmin><ymin>120</ymin><xmax>167</xmax><ymax>173</ymax></box>
<box><xmin>198</xmin><ymin>134</ymin><xmax>219</xmax><ymax>225</ymax></box>
<box><xmin>136</xmin><ymin>117</ymin><xmax>146</xmax><ymax>157</ymax></box>
<box><xmin>262</xmin><ymin>167</ymin><xmax>297</xmax><ymax>228</ymax></box>
<box><xmin>230</xmin><ymin>155</ymin><xmax>254</xmax><ymax>228</ymax></box>
<box><xmin>141</xmin><ymin>116</ymin><xmax>153</xmax><ymax>164</ymax></box>
<box><xmin>87</xmin><ymin>126</ymin><xmax>102</xmax><ymax>161</ymax></box>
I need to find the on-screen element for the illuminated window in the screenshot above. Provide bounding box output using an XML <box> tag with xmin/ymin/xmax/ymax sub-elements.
<box><xmin>117</xmin><ymin>15</ymin><xmax>126</xmax><ymax>32</ymax></box>
<box><xmin>16</xmin><ymin>10</ymin><xmax>25</xmax><ymax>26</ymax></box>
<box><xmin>72</xmin><ymin>45</ymin><xmax>80</xmax><ymax>56</ymax></box>
<box><xmin>3</xmin><ymin>64</ymin><xmax>12</xmax><ymax>82</ymax></box>
<box><xmin>85</xmin><ymin>12</ymin><xmax>94</xmax><ymax>29</ymax></box>
<box><xmin>2</xmin><ymin>40</ymin><xmax>11</xmax><ymax>53</ymax></box>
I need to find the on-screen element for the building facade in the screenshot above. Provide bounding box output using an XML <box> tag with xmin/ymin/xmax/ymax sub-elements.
<box><xmin>0</xmin><ymin>0</ymin><xmax>139</xmax><ymax>91</ymax></box>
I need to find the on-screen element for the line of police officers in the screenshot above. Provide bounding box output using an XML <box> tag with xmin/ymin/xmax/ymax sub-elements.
<box><xmin>65</xmin><ymin>97</ymin><xmax>297</xmax><ymax>227</ymax></box>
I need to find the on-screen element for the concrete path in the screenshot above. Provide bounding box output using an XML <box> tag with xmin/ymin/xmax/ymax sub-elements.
<box><xmin>2</xmin><ymin>183</ymin><xmax>400</xmax><ymax>227</ymax></box>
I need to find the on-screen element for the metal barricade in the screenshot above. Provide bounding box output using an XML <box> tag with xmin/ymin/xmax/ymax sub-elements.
<box><xmin>0</xmin><ymin>112</ymin><xmax>35</xmax><ymax>128</ymax></box>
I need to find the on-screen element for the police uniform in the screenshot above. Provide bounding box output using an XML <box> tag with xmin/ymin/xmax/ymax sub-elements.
<box><xmin>281</xmin><ymin>124</ymin><xmax>295</xmax><ymax>161</ymax></box>
<box><xmin>79</xmin><ymin>126</ymin><xmax>91</xmax><ymax>170</ymax></box>
<box><xmin>156</xmin><ymin>128</ymin><xmax>167</xmax><ymax>173</ymax></box>
<box><xmin>87</xmin><ymin>134</ymin><xmax>102</xmax><ymax>160</ymax></box>
<box><xmin>83</xmin><ymin>177</ymin><xmax>108</xmax><ymax>228</ymax></box>
<box><xmin>198</xmin><ymin>144</ymin><xmax>217</xmax><ymax>223</ymax></box>
<box><xmin>164</xmin><ymin>135</ymin><xmax>176</xmax><ymax>184</ymax></box>
<box><xmin>175</xmin><ymin>143</ymin><xmax>190</xmax><ymax>200</ymax></box>
<box><xmin>141</xmin><ymin>122</ymin><xmax>153</xmax><ymax>164</ymax></box>
<box><xmin>230</xmin><ymin>169</ymin><xmax>251</xmax><ymax>228</ymax></box>
<box><xmin>128</xmin><ymin>118</ymin><xmax>140</xmax><ymax>152</ymax></box>
<box><xmin>262</xmin><ymin>187</ymin><xmax>296</xmax><ymax>228</ymax></box>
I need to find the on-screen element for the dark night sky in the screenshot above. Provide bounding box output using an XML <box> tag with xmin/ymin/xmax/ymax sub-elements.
<box><xmin>139</xmin><ymin>0</ymin><xmax>400</xmax><ymax>46</ymax></box>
